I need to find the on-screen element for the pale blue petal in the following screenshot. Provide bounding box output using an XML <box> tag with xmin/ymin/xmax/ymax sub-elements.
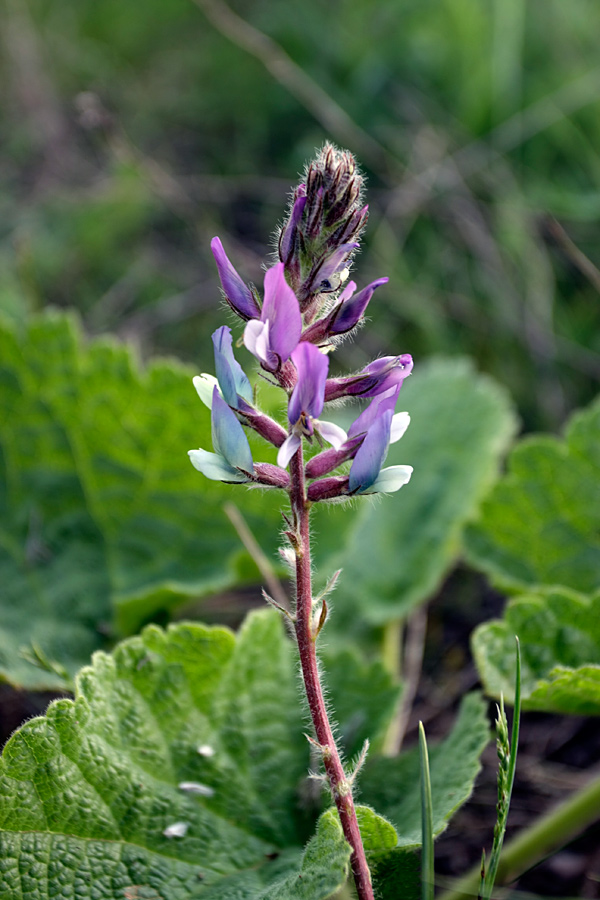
<box><xmin>188</xmin><ymin>449</ymin><xmax>249</xmax><ymax>482</ymax></box>
<box><xmin>348</xmin><ymin>410</ymin><xmax>392</xmax><ymax>493</ymax></box>
<box><xmin>193</xmin><ymin>374</ymin><xmax>220</xmax><ymax>409</ymax></box>
<box><xmin>211</xmin><ymin>389</ymin><xmax>254</xmax><ymax>474</ymax></box>
<box><xmin>212</xmin><ymin>326</ymin><xmax>253</xmax><ymax>407</ymax></box>
<box><xmin>359</xmin><ymin>465</ymin><xmax>413</xmax><ymax>494</ymax></box>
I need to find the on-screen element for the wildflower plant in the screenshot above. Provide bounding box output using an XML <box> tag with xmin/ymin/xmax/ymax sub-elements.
<box><xmin>189</xmin><ymin>144</ymin><xmax>413</xmax><ymax>899</ymax></box>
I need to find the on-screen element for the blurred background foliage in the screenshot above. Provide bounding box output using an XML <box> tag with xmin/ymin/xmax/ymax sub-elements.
<box><xmin>1</xmin><ymin>0</ymin><xmax>599</xmax><ymax>431</ymax></box>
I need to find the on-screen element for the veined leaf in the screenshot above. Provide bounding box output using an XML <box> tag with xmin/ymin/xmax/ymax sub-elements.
<box><xmin>465</xmin><ymin>395</ymin><xmax>600</xmax><ymax>595</ymax></box>
<box><xmin>0</xmin><ymin>610</ymin><xmax>355</xmax><ymax>899</ymax></box>
<box><xmin>0</xmin><ymin>608</ymin><xmax>475</xmax><ymax>898</ymax></box>
<box><xmin>318</xmin><ymin>359</ymin><xmax>516</xmax><ymax>626</ymax></box>
<box><xmin>0</xmin><ymin>312</ymin><xmax>282</xmax><ymax>687</ymax></box>
<box><xmin>359</xmin><ymin>692</ymin><xmax>490</xmax><ymax>847</ymax></box>
<box><xmin>473</xmin><ymin>588</ymin><xmax>600</xmax><ymax>715</ymax></box>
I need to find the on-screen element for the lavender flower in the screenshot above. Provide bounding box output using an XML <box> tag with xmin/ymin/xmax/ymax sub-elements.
<box><xmin>244</xmin><ymin>263</ymin><xmax>302</xmax><ymax>372</ymax></box>
<box><xmin>277</xmin><ymin>343</ymin><xmax>347</xmax><ymax>468</ymax></box>
<box><xmin>324</xmin><ymin>354</ymin><xmax>413</xmax><ymax>402</ymax></box>
<box><xmin>211</xmin><ymin>237</ymin><xmax>260</xmax><ymax>321</ymax></box>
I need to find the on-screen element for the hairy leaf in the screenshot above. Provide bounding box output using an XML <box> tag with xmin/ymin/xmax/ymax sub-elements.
<box><xmin>0</xmin><ymin>312</ymin><xmax>282</xmax><ymax>687</ymax></box>
<box><xmin>465</xmin><ymin>396</ymin><xmax>600</xmax><ymax>595</ymax></box>
<box><xmin>319</xmin><ymin>359</ymin><xmax>516</xmax><ymax>625</ymax></box>
<box><xmin>359</xmin><ymin>693</ymin><xmax>490</xmax><ymax>846</ymax></box>
<box><xmin>0</xmin><ymin>611</ymin><xmax>356</xmax><ymax>899</ymax></box>
<box><xmin>321</xmin><ymin>648</ymin><xmax>402</xmax><ymax>758</ymax></box>
<box><xmin>473</xmin><ymin>588</ymin><xmax>600</xmax><ymax>715</ymax></box>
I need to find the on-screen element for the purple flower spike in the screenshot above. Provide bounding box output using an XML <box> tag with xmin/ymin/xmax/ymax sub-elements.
<box><xmin>288</xmin><ymin>343</ymin><xmax>328</xmax><ymax>427</ymax></box>
<box><xmin>244</xmin><ymin>263</ymin><xmax>302</xmax><ymax>371</ymax></box>
<box><xmin>212</xmin><ymin>326</ymin><xmax>253</xmax><ymax>409</ymax></box>
<box><xmin>211</xmin><ymin>237</ymin><xmax>260</xmax><ymax>321</ymax></box>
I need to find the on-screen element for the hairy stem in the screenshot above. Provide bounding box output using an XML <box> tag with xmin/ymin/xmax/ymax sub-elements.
<box><xmin>289</xmin><ymin>448</ymin><xmax>374</xmax><ymax>900</ymax></box>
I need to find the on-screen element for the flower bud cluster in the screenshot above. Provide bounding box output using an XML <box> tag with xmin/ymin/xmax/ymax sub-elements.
<box><xmin>189</xmin><ymin>146</ymin><xmax>413</xmax><ymax>503</ymax></box>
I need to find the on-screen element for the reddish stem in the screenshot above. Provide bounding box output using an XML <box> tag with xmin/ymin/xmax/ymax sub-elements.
<box><xmin>289</xmin><ymin>449</ymin><xmax>374</xmax><ymax>900</ymax></box>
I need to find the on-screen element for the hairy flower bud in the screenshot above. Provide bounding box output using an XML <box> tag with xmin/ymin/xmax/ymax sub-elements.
<box><xmin>278</xmin><ymin>143</ymin><xmax>366</xmax><ymax>314</ymax></box>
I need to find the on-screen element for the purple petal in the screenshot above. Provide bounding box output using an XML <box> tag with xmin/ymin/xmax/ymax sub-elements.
<box><xmin>279</xmin><ymin>193</ymin><xmax>307</xmax><ymax>263</ymax></box>
<box><xmin>288</xmin><ymin>343</ymin><xmax>329</xmax><ymax>425</ymax></box>
<box><xmin>211</xmin><ymin>388</ymin><xmax>253</xmax><ymax>474</ymax></box>
<box><xmin>211</xmin><ymin>237</ymin><xmax>260</xmax><ymax>320</ymax></box>
<box><xmin>261</xmin><ymin>263</ymin><xmax>302</xmax><ymax>364</ymax></box>
<box><xmin>348</xmin><ymin>385</ymin><xmax>400</xmax><ymax>438</ymax></box>
<box><xmin>314</xmin><ymin>243</ymin><xmax>359</xmax><ymax>288</ymax></box>
<box><xmin>212</xmin><ymin>326</ymin><xmax>252</xmax><ymax>408</ymax></box>
<box><xmin>330</xmin><ymin>277</ymin><xmax>388</xmax><ymax>335</ymax></box>
<box><xmin>348</xmin><ymin>409</ymin><xmax>393</xmax><ymax>493</ymax></box>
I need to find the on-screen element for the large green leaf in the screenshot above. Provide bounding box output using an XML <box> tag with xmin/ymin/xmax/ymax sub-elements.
<box><xmin>0</xmin><ymin>312</ymin><xmax>282</xmax><ymax>687</ymax></box>
<box><xmin>359</xmin><ymin>692</ymin><xmax>490</xmax><ymax>847</ymax></box>
<box><xmin>472</xmin><ymin>588</ymin><xmax>600</xmax><ymax>715</ymax></box>
<box><xmin>465</xmin><ymin>396</ymin><xmax>600</xmax><ymax>595</ymax></box>
<box><xmin>321</xmin><ymin>648</ymin><xmax>402</xmax><ymax>759</ymax></box>
<box><xmin>0</xmin><ymin>610</ymin><xmax>354</xmax><ymax>899</ymax></box>
<box><xmin>319</xmin><ymin>359</ymin><xmax>516</xmax><ymax>626</ymax></box>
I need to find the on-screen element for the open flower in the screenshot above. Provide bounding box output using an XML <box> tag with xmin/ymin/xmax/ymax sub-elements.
<box><xmin>189</xmin><ymin>388</ymin><xmax>254</xmax><ymax>483</ymax></box>
<box><xmin>244</xmin><ymin>263</ymin><xmax>302</xmax><ymax>372</ymax></box>
<box><xmin>305</xmin><ymin>385</ymin><xmax>412</xmax><ymax>494</ymax></box>
<box><xmin>211</xmin><ymin>237</ymin><xmax>261</xmax><ymax>321</ymax></box>
<box><xmin>277</xmin><ymin>342</ymin><xmax>347</xmax><ymax>468</ymax></box>
<box><xmin>348</xmin><ymin>387</ymin><xmax>412</xmax><ymax>494</ymax></box>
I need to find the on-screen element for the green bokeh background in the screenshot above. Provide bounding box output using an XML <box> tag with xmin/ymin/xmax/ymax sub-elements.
<box><xmin>2</xmin><ymin>0</ymin><xmax>599</xmax><ymax>429</ymax></box>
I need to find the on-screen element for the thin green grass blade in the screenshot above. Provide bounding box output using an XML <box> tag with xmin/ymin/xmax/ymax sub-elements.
<box><xmin>419</xmin><ymin>722</ymin><xmax>435</xmax><ymax>900</ymax></box>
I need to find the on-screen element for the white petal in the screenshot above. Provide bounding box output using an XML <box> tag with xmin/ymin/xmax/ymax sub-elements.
<box><xmin>277</xmin><ymin>433</ymin><xmax>302</xmax><ymax>468</ymax></box>
<box><xmin>188</xmin><ymin>449</ymin><xmax>249</xmax><ymax>482</ymax></box>
<box><xmin>317</xmin><ymin>420</ymin><xmax>347</xmax><ymax>450</ymax></box>
<box><xmin>244</xmin><ymin>318</ymin><xmax>270</xmax><ymax>365</ymax></box>
<box><xmin>390</xmin><ymin>412</ymin><xmax>410</xmax><ymax>443</ymax></box>
<box><xmin>193</xmin><ymin>374</ymin><xmax>220</xmax><ymax>409</ymax></box>
<box><xmin>363</xmin><ymin>465</ymin><xmax>413</xmax><ymax>494</ymax></box>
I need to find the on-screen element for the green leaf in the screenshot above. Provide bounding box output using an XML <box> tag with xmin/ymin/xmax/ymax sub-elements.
<box><xmin>357</xmin><ymin>807</ymin><xmax>422</xmax><ymax>900</ymax></box>
<box><xmin>465</xmin><ymin>396</ymin><xmax>600</xmax><ymax>595</ymax></box>
<box><xmin>0</xmin><ymin>311</ymin><xmax>282</xmax><ymax>687</ymax></box>
<box><xmin>0</xmin><ymin>610</ymin><xmax>354</xmax><ymax>899</ymax></box>
<box><xmin>321</xmin><ymin>648</ymin><xmax>402</xmax><ymax>758</ymax></box>
<box><xmin>320</xmin><ymin>359</ymin><xmax>516</xmax><ymax>626</ymax></box>
<box><xmin>359</xmin><ymin>693</ymin><xmax>490</xmax><ymax>847</ymax></box>
<box><xmin>472</xmin><ymin>588</ymin><xmax>600</xmax><ymax>715</ymax></box>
